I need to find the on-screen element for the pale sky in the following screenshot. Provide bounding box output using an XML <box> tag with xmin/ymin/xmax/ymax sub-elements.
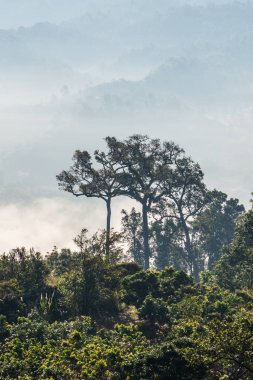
<box><xmin>0</xmin><ymin>0</ymin><xmax>252</xmax><ymax>252</ymax></box>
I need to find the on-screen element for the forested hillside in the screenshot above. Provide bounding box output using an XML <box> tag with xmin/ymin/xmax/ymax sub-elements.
<box><xmin>0</xmin><ymin>135</ymin><xmax>253</xmax><ymax>379</ymax></box>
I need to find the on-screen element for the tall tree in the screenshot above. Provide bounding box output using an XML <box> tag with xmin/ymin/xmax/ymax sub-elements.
<box><xmin>151</xmin><ymin>218</ymin><xmax>184</xmax><ymax>271</ymax></box>
<box><xmin>213</xmin><ymin>196</ymin><xmax>252</xmax><ymax>290</ymax></box>
<box><xmin>192</xmin><ymin>190</ymin><xmax>245</xmax><ymax>269</ymax></box>
<box><xmin>121</xmin><ymin>208</ymin><xmax>144</xmax><ymax>266</ymax></box>
<box><xmin>158</xmin><ymin>156</ymin><xmax>210</xmax><ymax>280</ymax></box>
<box><xmin>56</xmin><ymin>149</ymin><xmax>123</xmax><ymax>258</ymax></box>
<box><xmin>106</xmin><ymin>134</ymin><xmax>183</xmax><ymax>270</ymax></box>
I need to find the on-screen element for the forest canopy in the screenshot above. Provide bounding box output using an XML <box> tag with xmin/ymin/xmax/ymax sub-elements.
<box><xmin>0</xmin><ymin>134</ymin><xmax>252</xmax><ymax>379</ymax></box>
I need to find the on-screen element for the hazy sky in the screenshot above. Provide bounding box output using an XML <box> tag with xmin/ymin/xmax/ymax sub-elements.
<box><xmin>0</xmin><ymin>1</ymin><xmax>250</xmax><ymax>28</ymax></box>
<box><xmin>0</xmin><ymin>0</ymin><xmax>252</xmax><ymax>252</ymax></box>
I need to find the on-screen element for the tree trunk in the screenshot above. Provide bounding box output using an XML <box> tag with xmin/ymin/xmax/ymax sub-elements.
<box><xmin>142</xmin><ymin>202</ymin><xmax>151</xmax><ymax>270</ymax></box>
<box><xmin>179</xmin><ymin>210</ymin><xmax>199</xmax><ymax>281</ymax></box>
<box><xmin>105</xmin><ymin>198</ymin><xmax>111</xmax><ymax>260</ymax></box>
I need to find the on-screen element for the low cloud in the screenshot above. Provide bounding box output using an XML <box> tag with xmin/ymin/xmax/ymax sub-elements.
<box><xmin>0</xmin><ymin>196</ymin><xmax>136</xmax><ymax>253</ymax></box>
<box><xmin>0</xmin><ymin>197</ymin><xmax>102</xmax><ymax>253</ymax></box>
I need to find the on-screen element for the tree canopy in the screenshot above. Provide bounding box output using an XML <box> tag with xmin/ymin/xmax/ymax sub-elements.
<box><xmin>0</xmin><ymin>134</ymin><xmax>250</xmax><ymax>379</ymax></box>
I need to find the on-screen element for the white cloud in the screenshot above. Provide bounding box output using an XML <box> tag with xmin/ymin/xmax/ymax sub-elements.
<box><xmin>0</xmin><ymin>196</ymin><xmax>136</xmax><ymax>253</ymax></box>
<box><xmin>0</xmin><ymin>197</ymin><xmax>100</xmax><ymax>253</ymax></box>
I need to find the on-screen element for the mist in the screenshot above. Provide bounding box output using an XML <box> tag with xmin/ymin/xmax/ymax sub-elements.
<box><xmin>0</xmin><ymin>0</ymin><xmax>252</xmax><ymax>251</ymax></box>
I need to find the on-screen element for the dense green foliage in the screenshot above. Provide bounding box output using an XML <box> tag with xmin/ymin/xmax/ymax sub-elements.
<box><xmin>1</xmin><ymin>201</ymin><xmax>253</xmax><ymax>379</ymax></box>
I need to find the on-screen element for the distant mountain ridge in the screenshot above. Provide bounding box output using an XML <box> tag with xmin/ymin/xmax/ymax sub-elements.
<box><xmin>1</xmin><ymin>2</ymin><xmax>253</xmax><ymax>68</ymax></box>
